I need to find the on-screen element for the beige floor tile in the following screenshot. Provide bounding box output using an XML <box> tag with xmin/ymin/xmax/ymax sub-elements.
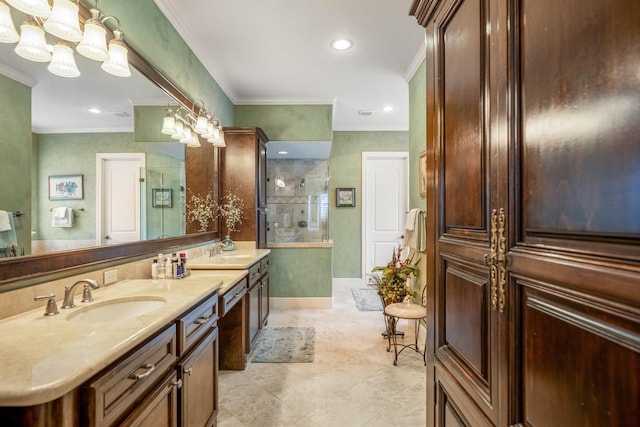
<box><xmin>217</xmin><ymin>281</ymin><xmax>426</xmax><ymax>426</ymax></box>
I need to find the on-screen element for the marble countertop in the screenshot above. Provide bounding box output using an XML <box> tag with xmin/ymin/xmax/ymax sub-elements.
<box><xmin>188</xmin><ymin>269</ymin><xmax>248</xmax><ymax>294</ymax></box>
<box><xmin>189</xmin><ymin>248</ymin><xmax>271</xmax><ymax>270</ymax></box>
<box><xmin>0</xmin><ymin>276</ymin><xmax>223</xmax><ymax>407</ymax></box>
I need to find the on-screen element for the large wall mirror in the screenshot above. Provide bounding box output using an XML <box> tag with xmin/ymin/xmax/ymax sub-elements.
<box><xmin>0</xmin><ymin>3</ymin><xmax>219</xmax><ymax>290</ymax></box>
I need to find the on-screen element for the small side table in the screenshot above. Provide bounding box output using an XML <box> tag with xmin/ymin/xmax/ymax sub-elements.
<box><xmin>384</xmin><ymin>302</ymin><xmax>427</xmax><ymax>366</ymax></box>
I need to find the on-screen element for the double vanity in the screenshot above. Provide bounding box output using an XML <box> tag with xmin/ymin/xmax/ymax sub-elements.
<box><xmin>0</xmin><ymin>246</ymin><xmax>270</xmax><ymax>427</ymax></box>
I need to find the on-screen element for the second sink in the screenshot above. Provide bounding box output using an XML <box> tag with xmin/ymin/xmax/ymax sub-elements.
<box><xmin>66</xmin><ymin>296</ymin><xmax>167</xmax><ymax>323</ymax></box>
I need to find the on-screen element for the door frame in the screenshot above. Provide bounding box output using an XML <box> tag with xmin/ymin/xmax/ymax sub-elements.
<box><xmin>361</xmin><ymin>151</ymin><xmax>409</xmax><ymax>281</ymax></box>
<box><xmin>95</xmin><ymin>153</ymin><xmax>146</xmax><ymax>246</ymax></box>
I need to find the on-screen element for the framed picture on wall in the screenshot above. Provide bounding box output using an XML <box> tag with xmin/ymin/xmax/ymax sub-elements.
<box><xmin>336</xmin><ymin>188</ymin><xmax>356</xmax><ymax>207</ymax></box>
<box><xmin>48</xmin><ymin>175</ymin><xmax>83</xmax><ymax>200</ymax></box>
<box><xmin>419</xmin><ymin>150</ymin><xmax>427</xmax><ymax>198</ymax></box>
<box><xmin>152</xmin><ymin>188</ymin><xmax>173</xmax><ymax>208</ymax></box>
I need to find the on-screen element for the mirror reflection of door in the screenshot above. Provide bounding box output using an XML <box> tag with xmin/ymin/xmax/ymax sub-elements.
<box><xmin>96</xmin><ymin>153</ymin><xmax>146</xmax><ymax>245</ymax></box>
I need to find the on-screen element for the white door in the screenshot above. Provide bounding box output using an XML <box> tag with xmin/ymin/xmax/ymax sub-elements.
<box><xmin>96</xmin><ymin>153</ymin><xmax>145</xmax><ymax>245</ymax></box>
<box><xmin>362</xmin><ymin>152</ymin><xmax>409</xmax><ymax>279</ymax></box>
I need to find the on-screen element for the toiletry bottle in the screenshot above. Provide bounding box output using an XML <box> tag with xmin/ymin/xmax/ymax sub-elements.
<box><xmin>171</xmin><ymin>253</ymin><xmax>179</xmax><ymax>278</ymax></box>
<box><xmin>179</xmin><ymin>253</ymin><xmax>188</xmax><ymax>277</ymax></box>
<box><xmin>165</xmin><ymin>256</ymin><xmax>172</xmax><ymax>279</ymax></box>
<box><xmin>157</xmin><ymin>254</ymin><xmax>165</xmax><ymax>279</ymax></box>
<box><xmin>151</xmin><ymin>259</ymin><xmax>158</xmax><ymax>279</ymax></box>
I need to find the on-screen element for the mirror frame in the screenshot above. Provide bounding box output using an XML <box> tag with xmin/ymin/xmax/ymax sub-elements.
<box><xmin>0</xmin><ymin>3</ymin><xmax>219</xmax><ymax>290</ymax></box>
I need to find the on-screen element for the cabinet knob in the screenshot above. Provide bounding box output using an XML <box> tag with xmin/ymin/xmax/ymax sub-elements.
<box><xmin>184</xmin><ymin>367</ymin><xmax>193</xmax><ymax>376</ymax></box>
<box><xmin>171</xmin><ymin>379</ymin><xmax>183</xmax><ymax>389</ymax></box>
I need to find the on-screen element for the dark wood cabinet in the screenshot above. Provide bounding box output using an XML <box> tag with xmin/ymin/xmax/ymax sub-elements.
<box><xmin>220</xmin><ymin>127</ymin><xmax>269</xmax><ymax>248</ymax></box>
<box><xmin>412</xmin><ymin>0</ymin><xmax>640</xmax><ymax>426</ymax></box>
<box><xmin>178</xmin><ymin>327</ymin><xmax>218</xmax><ymax>427</ymax></box>
<box><xmin>245</xmin><ymin>256</ymin><xmax>270</xmax><ymax>354</ymax></box>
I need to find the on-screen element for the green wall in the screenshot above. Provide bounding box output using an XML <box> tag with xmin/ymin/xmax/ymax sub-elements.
<box><xmin>269</xmin><ymin>247</ymin><xmax>333</xmax><ymax>297</ymax></box>
<box><xmin>329</xmin><ymin>131</ymin><xmax>409</xmax><ymax>278</ymax></box>
<box><xmin>409</xmin><ymin>60</ymin><xmax>427</xmax><ymax>211</ymax></box>
<box><xmin>0</xmin><ymin>74</ymin><xmax>31</xmax><ymax>255</ymax></box>
<box><xmin>36</xmin><ymin>132</ymin><xmax>183</xmax><ymax>241</ymax></box>
<box><xmin>234</xmin><ymin>105</ymin><xmax>333</xmax><ymax>140</ymax></box>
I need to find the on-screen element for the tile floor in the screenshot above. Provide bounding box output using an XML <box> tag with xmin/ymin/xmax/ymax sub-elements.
<box><xmin>217</xmin><ymin>281</ymin><xmax>427</xmax><ymax>426</ymax></box>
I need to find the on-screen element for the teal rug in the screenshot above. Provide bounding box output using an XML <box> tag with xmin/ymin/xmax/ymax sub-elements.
<box><xmin>351</xmin><ymin>288</ymin><xmax>383</xmax><ymax>311</ymax></box>
<box><xmin>251</xmin><ymin>327</ymin><xmax>315</xmax><ymax>363</ymax></box>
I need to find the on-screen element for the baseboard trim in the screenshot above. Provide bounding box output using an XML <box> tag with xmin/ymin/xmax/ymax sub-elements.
<box><xmin>270</xmin><ymin>297</ymin><xmax>333</xmax><ymax>310</ymax></box>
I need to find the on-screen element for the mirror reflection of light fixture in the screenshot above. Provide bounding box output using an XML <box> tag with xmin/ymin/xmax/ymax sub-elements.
<box><xmin>161</xmin><ymin>100</ymin><xmax>226</xmax><ymax>149</ymax></box>
<box><xmin>1</xmin><ymin>0</ymin><xmax>130</xmax><ymax>78</ymax></box>
<box><xmin>275</xmin><ymin>177</ymin><xmax>286</xmax><ymax>188</ymax></box>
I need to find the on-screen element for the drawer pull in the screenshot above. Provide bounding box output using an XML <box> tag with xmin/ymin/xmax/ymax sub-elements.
<box><xmin>235</xmin><ymin>292</ymin><xmax>242</xmax><ymax>297</ymax></box>
<box><xmin>184</xmin><ymin>367</ymin><xmax>193</xmax><ymax>376</ymax></box>
<box><xmin>129</xmin><ymin>363</ymin><xmax>156</xmax><ymax>380</ymax></box>
<box><xmin>194</xmin><ymin>315</ymin><xmax>211</xmax><ymax>325</ymax></box>
<box><xmin>171</xmin><ymin>379</ymin><xmax>183</xmax><ymax>389</ymax></box>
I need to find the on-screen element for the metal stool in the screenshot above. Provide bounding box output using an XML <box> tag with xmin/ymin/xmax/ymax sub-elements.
<box><xmin>384</xmin><ymin>301</ymin><xmax>427</xmax><ymax>366</ymax></box>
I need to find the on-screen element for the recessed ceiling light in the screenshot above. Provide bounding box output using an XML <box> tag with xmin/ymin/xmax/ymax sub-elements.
<box><xmin>278</xmin><ymin>151</ymin><xmax>288</xmax><ymax>155</ymax></box>
<box><xmin>331</xmin><ymin>39</ymin><xmax>352</xmax><ymax>51</ymax></box>
<box><xmin>382</xmin><ymin>105</ymin><xmax>395</xmax><ymax>112</ymax></box>
<box><xmin>88</xmin><ymin>108</ymin><xmax>102</xmax><ymax>114</ymax></box>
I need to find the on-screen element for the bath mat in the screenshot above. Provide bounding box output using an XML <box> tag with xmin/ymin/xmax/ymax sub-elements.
<box><xmin>251</xmin><ymin>327</ymin><xmax>316</xmax><ymax>363</ymax></box>
<box><xmin>351</xmin><ymin>288</ymin><xmax>383</xmax><ymax>311</ymax></box>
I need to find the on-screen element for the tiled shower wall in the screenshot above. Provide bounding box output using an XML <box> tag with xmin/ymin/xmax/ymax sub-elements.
<box><xmin>267</xmin><ymin>159</ymin><xmax>329</xmax><ymax>242</ymax></box>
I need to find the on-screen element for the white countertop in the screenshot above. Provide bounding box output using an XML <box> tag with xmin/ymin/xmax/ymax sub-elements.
<box><xmin>0</xmin><ymin>276</ymin><xmax>223</xmax><ymax>407</ymax></box>
<box><xmin>189</xmin><ymin>248</ymin><xmax>271</xmax><ymax>270</ymax></box>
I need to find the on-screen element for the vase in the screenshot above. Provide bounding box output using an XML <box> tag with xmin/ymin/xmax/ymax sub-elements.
<box><xmin>222</xmin><ymin>235</ymin><xmax>235</xmax><ymax>251</ymax></box>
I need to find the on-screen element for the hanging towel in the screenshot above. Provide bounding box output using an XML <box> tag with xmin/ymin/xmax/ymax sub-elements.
<box><xmin>0</xmin><ymin>212</ymin><xmax>17</xmax><ymax>252</ymax></box>
<box><xmin>52</xmin><ymin>207</ymin><xmax>73</xmax><ymax>227</ymax></box>
<box><xmin>404</xmin><ymin>208</ymin><xmax>421</xmax><ymax>231</ymax></box>
<box><xmin>0</xmin><ymin>210</ymin><xmax>11</xmax><ymax>232</ymax></box>
<box><xmin>404</xmin><ymin>209</ymin><xmax>426</xmax><ymax>252</ymax></box>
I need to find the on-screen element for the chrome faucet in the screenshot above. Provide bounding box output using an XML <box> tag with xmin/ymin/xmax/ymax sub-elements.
<box><xmin>62</xmin><ymin>279</ymin><xmax>100</xmax><ymax>309</ymax></box>
<box><xmin>209</xmin><ymin>241</ymin><xmax>226</xmax><ymax>257</ymax></box>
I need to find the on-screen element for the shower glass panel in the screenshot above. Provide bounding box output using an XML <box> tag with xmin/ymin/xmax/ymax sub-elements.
<box><xmin>267</xmin><ymin>159</ymin><xmax>330</xmax><ymax>242</ymax></box>
<box><xmin>144</xmin><ymin>166</ymin><xmax>185</xmax><ymax>239</ymax></box>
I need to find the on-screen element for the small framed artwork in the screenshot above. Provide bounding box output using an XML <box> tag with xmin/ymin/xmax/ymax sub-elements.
<box><xmin>336</xmin><ymin>187</ymin><xmax>356</xmax><ymax>207</ymax></box>
<box><xmin>152</xmin><ymin>188</ymin><xmax>173</xmax><ymax>208</ymax></box>
<box><xmin>49</xmin><ymin>175</ymin><xmax>83</xmax><ymax>200</ymax></box>
<box><xmin>419</xmin><ymin>150</ymin><xmax>427</xmax><ymax>198</ymax></box>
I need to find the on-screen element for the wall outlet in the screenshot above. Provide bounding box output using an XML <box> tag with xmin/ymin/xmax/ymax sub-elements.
<box><xmin>104</xmin><ymin>269</ymin><xmax>118</xmax><ymax>285</ymax></box>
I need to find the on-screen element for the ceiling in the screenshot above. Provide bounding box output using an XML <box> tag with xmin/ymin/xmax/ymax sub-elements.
<box><xmin>0</xmin><ymin>1</ymin><xmax>424</xmax><ymax>134</ymax></box>
<box><xmin>154</xmin><ymin>0</ymin><xmax>425</xmax><ymax>131</ymax></box>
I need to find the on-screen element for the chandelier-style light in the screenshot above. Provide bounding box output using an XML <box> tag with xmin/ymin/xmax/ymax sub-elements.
<box><xmin>0</xmin><ymin>0</ymin><xmax>130</xmax><ymax>78</ymax></box>
<box><xmin>160</xmin><ymin>101</ymin><xmax>226</xmax><ymax>149</ymax></box>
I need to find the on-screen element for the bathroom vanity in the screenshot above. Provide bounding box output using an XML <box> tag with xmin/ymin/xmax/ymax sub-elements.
<box><xmin>0</xmin><ymin>277</ymin><xmax>222</xmax><ymax>426</ymax></box>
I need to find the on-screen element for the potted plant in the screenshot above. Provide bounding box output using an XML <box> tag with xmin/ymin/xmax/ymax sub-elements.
<box><xmin>368</xmin><ymin>245</ymin><xmax>420</xmax><ymax>336</ymax></box>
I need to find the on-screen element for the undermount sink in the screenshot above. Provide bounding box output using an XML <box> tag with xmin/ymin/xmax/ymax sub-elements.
<box><xmin>216</xmin><ymin>254</ymin><xmax>253</xmax><ymax>259</ymax></box>
<box><xmin>66</xmin><ymin>296</ymin><xmax>167</xmax><ymax>323</ymax></box>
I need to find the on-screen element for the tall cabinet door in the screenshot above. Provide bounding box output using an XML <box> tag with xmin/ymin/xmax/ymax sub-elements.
<box><xmin>508</xmin><ymin>0</ymin><xmax>640</xmax><ymax>425</ymax></box>
<box><xmin>426</xmin><ymin>0</ymin><xmax>506</xmax><ymax>425</ymax></box>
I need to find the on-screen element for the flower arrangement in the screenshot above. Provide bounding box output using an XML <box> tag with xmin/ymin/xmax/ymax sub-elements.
<box><xmin>218</xmin><ymin>189</ymin><xmax>245</xmax><ymax>236</ymax></box>
<box><xmin>368</xmin><ymin>245</ymin><xmax>420</xmax><ymax>306</ymax></box>
<box><xmin>186</xmin><ymin>189</ymin><xmax>216</xmax><ymax>232</ymax></box>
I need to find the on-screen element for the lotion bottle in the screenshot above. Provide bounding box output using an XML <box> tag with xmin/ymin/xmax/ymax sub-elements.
<box><xmin>151</xmin><ymin>259</ymin><xmax>158</xmax><ymax>279</ymax></box>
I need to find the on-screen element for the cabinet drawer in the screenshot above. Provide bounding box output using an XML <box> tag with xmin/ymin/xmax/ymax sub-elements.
<box><xmin>220</xmin><ymin>278</ymin><xmax>247</xmax><ymax>317</ymax></box>
<box><xmin>260</xmin><ymin>256</ymin><xmax>269</xmax><ymax>273</ymax></box>
<box><xmin>248</xmin><ymin>262</ymin><xmax>261</xmax><ymax>287</ymax></box>
<box><xmin>84</xmin><ymin>325</ymin><xmax>177</xmax><ymax>427</ymax></box>
<box><xmin>177</xmin><ymin>293</ymin><xmax>218</xmax><ymax>356</ymax></box>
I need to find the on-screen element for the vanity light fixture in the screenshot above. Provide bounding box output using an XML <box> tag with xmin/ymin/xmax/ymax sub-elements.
<box><xmin>1</xmin><ymin>0</ymin><xmax>130</xmax><ymax>78</ymax></box>
<box><xmin>6</xmin><ymin>0</ymin><xmax>50</xmax><ymax>18</ymax></box>
<box><xmin>14</xmin><ymin>19</ymin><xmax>50</xmax><ymax>62</ymax></box>
<box><xmin>0</xmin><ymin>1</ymin><xmax>19</xmax><ymax>43</ymax></box>
<box><xmin>48</xmin><ymin>40</ymin><xmax>80</xmax><ymax>78</ymax></box>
